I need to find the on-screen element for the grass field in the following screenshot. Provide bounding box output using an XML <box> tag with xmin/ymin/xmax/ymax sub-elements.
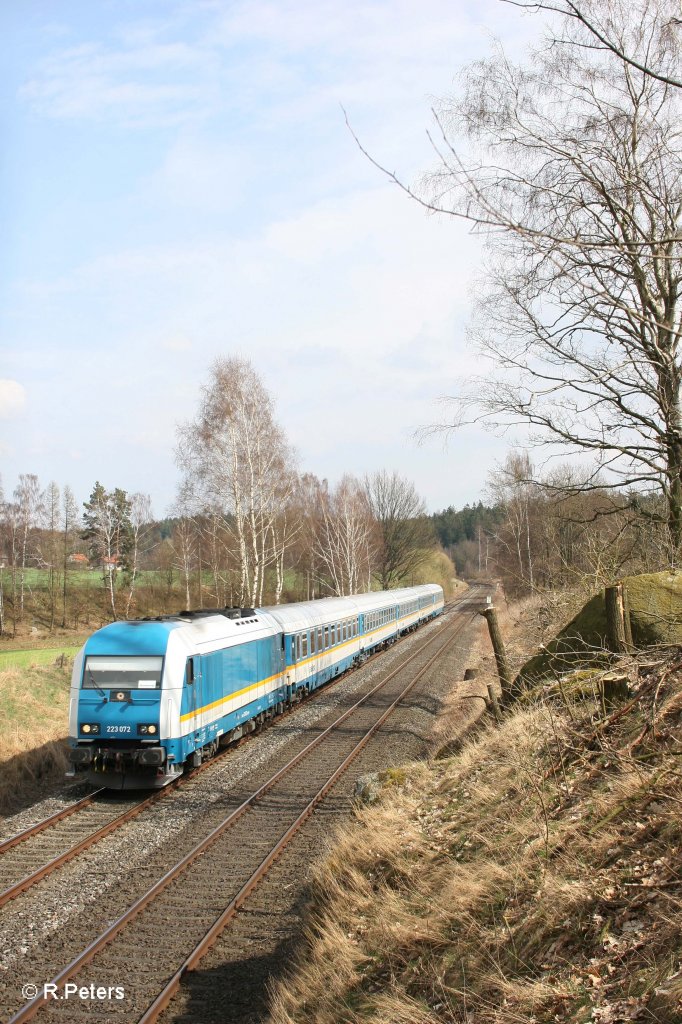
<box><xmin>0</xmin><ymin>647</ymin><xmax>81</xmax><ymax>670</ymax></box>
<box><xmin>5</xmin><ymin>567</ymin><xmax>171</xmax><ymax>588</ymax></box>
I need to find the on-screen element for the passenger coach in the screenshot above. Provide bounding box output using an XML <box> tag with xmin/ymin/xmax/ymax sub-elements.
<box><xmin>68</xmin><ymin>584</ymin><xmax>444</xmax><ymax>789</ymax></box>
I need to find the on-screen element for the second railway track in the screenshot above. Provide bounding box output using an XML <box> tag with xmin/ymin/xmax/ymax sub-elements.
<box><xmin>0</xmin><ymin>593</ymin><xmax>476</xmax><ymax>908</ymax></box>
<box><xmin>2</xmin><ymin>589</ymin><xmax>487</xmax><ymax>1023</ymax></box>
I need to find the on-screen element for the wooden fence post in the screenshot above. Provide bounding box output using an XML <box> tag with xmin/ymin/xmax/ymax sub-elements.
<box><xmin>481</xmin><ymin>606</ymin><xmax>515</xmax><ymax>704</ymax></box>
<box><xmin>486</xmin><ymin>683</ymin><xmax>502</xmax><ymax>723</ymax></box>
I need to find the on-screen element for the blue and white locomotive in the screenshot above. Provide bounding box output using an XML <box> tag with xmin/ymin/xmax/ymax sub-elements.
<box><xmin>68</xmin><ymin>584</ymin><xmax>444</xmax><ymax>789</ymax></box>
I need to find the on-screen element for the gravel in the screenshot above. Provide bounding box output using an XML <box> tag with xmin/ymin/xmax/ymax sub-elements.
<box><xmin>0</xmin><ymin>612</ymin><xmax>453</xmax><ymax>983</ymax></box>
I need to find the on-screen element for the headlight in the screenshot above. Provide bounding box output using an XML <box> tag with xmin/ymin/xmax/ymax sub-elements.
<box><xmin>138</xmin><ymin>723</ymin><xmax>158</xmax><ymax>735</ymax></box>
<box><xmin>79</xmin><ymin>723</ymin><xmax>100</xmax><ymax>735</ymax></box>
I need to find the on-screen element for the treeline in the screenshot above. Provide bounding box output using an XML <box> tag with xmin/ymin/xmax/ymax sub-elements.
<box><xmin>431</xmin><ymin>453</ymin><xmax>672</xmax><ymax>598</ymax></box>
<box><xmin>0</xmin><ymin>359</ymin><xmax>452</xmax><ymax>634</ymax></box>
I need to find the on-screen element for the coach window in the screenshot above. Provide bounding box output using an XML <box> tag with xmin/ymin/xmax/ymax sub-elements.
<box><xmin>330</xmin><ymin>625</ymin><xmax>335</xmax><ymax>646</ymax></box>
<box><xmin>302</xmin><ymin>633</ymin><xmax>308</xmax><ymax>658</ymax></box>
<box><xmin>296</xmin><ymin>635</ymin><xmax>301</xmax><ymax>661</ymax></box>
<box><xmin>324</xmin><ymin>626</ymin><xmax>329</xmax><ymax>649</ymax></box>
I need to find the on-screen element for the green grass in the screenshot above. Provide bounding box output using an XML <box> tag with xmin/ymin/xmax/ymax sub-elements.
<box><xmin>0</xmin><ymin>647</ymin><xmax>80</xmax><ymax>670</ymax></box>
<box><xmin>4</xmin><ymin>568</ymin><xmax>172</xmax><ymax>588</ymax></box>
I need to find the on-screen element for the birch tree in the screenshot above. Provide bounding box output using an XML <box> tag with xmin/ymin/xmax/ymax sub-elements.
<box><xmin>176</xmin><ymin>358</ymin><xmax>298</xmax><ymax>607</ymax></box>
<box><xmin>61</xmin><ymin>485</ymin><xmax>79</xmax><ymax>628</ymax></box>
<box><xmin>14</xmin><ymin>474</ymin><xmax>43</xmax><ymax>622</ymax></box>
<box><xmin>125</xmin><ymin>492</ymin><xmax>153</xmax><ymax>619</ymax></box>
<box><xmin>1</xmin><ymin>498</ymin><xmax>20</xmax><ymax>635</ymax></box>
<box><xmin>42</xmin><ymin>482</ymin><xmax>60</xmax><ymax>630</ymax></box>
<box><xmin>505</xmin><ymin>1</ymin><xmax>682</xmax><ymax>89</ymax></box>
<box><xmin>0</xmin><ymin>477</ymin><xmax>5</xmax><ymax>636</ymax></box>
<box><xmin>313</xmin><ymin>476</ymin><xmax>377</xmax><ymax>596</ymax></box>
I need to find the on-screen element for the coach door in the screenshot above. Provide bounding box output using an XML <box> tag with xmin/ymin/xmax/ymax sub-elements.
<box><xmin>186</xmin><ymin>656</ymin><xmax>203</xmax><ymax>738</ymax></box>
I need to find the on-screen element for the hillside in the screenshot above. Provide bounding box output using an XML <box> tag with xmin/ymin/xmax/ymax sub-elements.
<box><xmin>0</xmin><ymin>659</ymin><xmax>72</xmax><ymax>815</ymax></box>
<box><xmin>268</xmin><ymin>599</ymin><xmax>682</xmax><ymax>1024</ymax></box>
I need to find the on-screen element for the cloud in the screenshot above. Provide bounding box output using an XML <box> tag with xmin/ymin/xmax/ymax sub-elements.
<box><xmin>0</xmin><ymin>380</ymin><xmax>27</xmax><ymax>419</ymax></box>
<box><xmin>20</xmin><ymin>38</ymin><xmax>214</xmax><ymax>127</ymax></box>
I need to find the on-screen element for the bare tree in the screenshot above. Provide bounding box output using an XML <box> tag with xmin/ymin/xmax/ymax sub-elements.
<box><xmin>41</xmin><ymin>482</ymin><xmax>60</xmax><ymax>630</ymax></box>
<box><xmin>313</xmin><ymin>476</ymin><xmax>377</xmax><ymax>596</ymax></box>
<box><xmin>504</xmin><ymin>1</ymin><xmax>682</xmax><ymax>89</ymax></box>
<box><xmin>176</xmin><ymin>358</ymin><xmax>298</xmax><ymax>607</ymax></box>
<box><xmin>0</xmin><ymin>477</ymin><xmax>5</xmax><ymax>636</ymax></box>
<box><xmin>408</xmin><ymin>2</ymin><xmax>682</xmax><ymax>560</ymax></box>
<box><xmin>125</xmin><ymin>493</ymin><xmax>153</xmax><ymax>619</ymax></box>
<box><xmin>269</xmin><ymin>470</ymin><xmax>300</xmax><ymax>604</ymax></box>
<box><xmin>61</xmin><ymin>485</ymin><xmax>79</xmax><ymax>628</ymax></box>
<box><xmin>14</xmin><ymin>474</ymin><xmax>43</xmax><ymax>621</ymax></box>
<box><xmin>487</xmin><ymin>454</ymin><xmax>538</xmax><ymax>591</ymax></box>
<box><xmin>82</xmin><ymin>482</ymin><xmax>133</xmax><ymax>620</ymax></box>
<box><xmin>364</xmin><ymin>471</ymin><xmax>432</xmax><ymax>589</ymax></box>
<box><xmin>170</xmin><ymin>515</ymin><xmax>199</xmax><ymax>610</ymax></box>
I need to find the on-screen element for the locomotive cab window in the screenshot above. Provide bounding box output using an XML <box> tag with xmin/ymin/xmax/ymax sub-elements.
<box><xmin>83</xmin><ymin>656</ymin><xmax>163</xmax><ymax>690</ymax></box>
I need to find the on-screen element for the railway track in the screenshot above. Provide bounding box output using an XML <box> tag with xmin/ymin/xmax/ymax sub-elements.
<box><xmin>0</xmin><ymin>595</ymin><xmax>473</xmax><ymax>911</ymax></box>
<box><xmin>6</xmin><ymin>593</ymin><xmax>485</xmax><ymax>1024</ymax></box>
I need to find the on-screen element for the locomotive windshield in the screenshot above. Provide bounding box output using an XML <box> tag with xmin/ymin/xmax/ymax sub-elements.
<box><xmin>83</xmin><ymin>656</ymin><xmax>163</xmax><ymax>689</ymax></box>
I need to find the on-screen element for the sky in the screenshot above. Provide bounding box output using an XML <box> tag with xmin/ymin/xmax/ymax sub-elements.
<box><xmin>0</xmin><ymin>0</ymin><xmax>543</xmax><ymax>518</ymax></box>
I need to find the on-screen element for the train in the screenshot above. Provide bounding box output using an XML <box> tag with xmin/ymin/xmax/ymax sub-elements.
<box><xmin>68</xmin><ymin>583</ymin><xmax>445</xmax><ymax>789</ymax></box>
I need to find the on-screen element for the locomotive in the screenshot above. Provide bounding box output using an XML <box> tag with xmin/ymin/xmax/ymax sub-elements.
<box><xmin>68</xmin><ymin>584</ymin><xmax>444</xmax><ymax>789</ymax></box>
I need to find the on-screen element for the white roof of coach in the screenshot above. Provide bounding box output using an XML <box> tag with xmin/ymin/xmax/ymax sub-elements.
<box><xmin>262</xmin><ymin>596</ymin><xmax>359</xmax><ymax>634</ymax></box>
<box><xmin>262</xmin><ymin>585</ymin><xmax>443</xmax><ymax>633</ymax></box>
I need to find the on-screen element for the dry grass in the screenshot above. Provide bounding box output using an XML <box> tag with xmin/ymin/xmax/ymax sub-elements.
<box><xmin>0</xmin><ymin>660</ymin><xmax>72</xmax><ymax>816</ymax></box>
<box><xmin>269</xmin><ymin>623</ymin><xmax>682</xmax><ymax>1023</ymax></box>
